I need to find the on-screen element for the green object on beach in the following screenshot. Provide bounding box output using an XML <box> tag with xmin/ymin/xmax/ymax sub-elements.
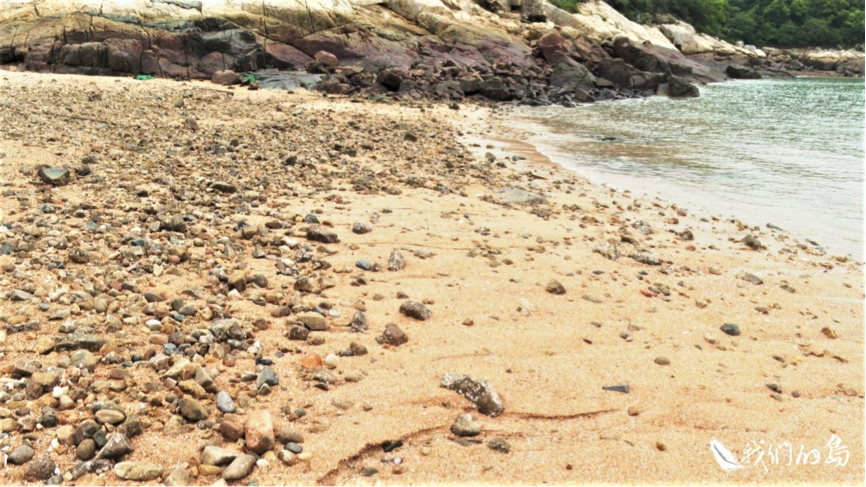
<box><xmin>134</xmin><ymin>75</ymin><xmax>155</xmax><ymax>81</ymax></box>
<box><xmin>242</xmin><ymin>74</ymin><xmax>259</xmax><ymax>83</ymax></box>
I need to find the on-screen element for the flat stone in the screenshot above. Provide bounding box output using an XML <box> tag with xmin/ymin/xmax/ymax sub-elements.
<box><xmin>451</xmin><ymin>414</ymin><xmax>482</xmax><ymax>437</ymax></box>
<box><xmin>114</xmin><ymin>462</ymin><xmax>163</xmax><ymax>481</ymax></box>
<box><xmin>216</xmin><ymin>391</ymin><xmax>236</xmax><ymax>413</ymax></box>
<box><xmin>307</xmin><ymin>225</ymin><xmax>339</xmax><ymax>243</ymax></box>
<box><xmin>95</xmin><ymin>409</ymin><xmax>126</xmax><ymax>424</ymax></box>
<box><xmin>382</xmin><ymin>324</ymin><xmax>408</xmax><ymax>346</ymax></box>
<box><xmin>38</xmin><ymin>166</ymin><xmax>70</xmax><ymax>186</ymax></box>
<box><xmin>8</xmin><ymin>444</ymin><xmax>35</xmax><ymax>465</ymax></box>
<box><xmin>297</xmin><ymin>312</ymin><xmax>328</xmax><ymax>331</ymax></box>
<box><xmin>720</xmin><ymin>323</ymin><xmax>741</xmax><ymax>336</ymax></box>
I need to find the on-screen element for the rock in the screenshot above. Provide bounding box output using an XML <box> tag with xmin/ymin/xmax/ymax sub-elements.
<box><xmin>550</xmin><ymin>58</ymin><xmax>597</xmax><ymax>91</ymax></box>
<box><xmin>742</xmin><ymin>235</ymin><xmax>762</xmax><ymax>250</ymax></box>
<box><xmin>68</xmin><ymin>247</ymin><xmax>91</xmax><ymax>264</ymax></box>
<box><xmin>177</xmin><ymin>398</ymin><xmax>208</xmax><ymax>422</ymax></box>
<box><xmin>298</xmin><ymin>312</ymin><xmax>328</xmax><ymax>331</ymax></box>
<box><xmin>654</xmin><ymin>357</ymin><xmax>670</xmax><ymax>366</ymax></box>
<box><xmin>222</xmin><ymin>454</ymin><xmax>256</xmax><ymax>480</ymax></box>
<box><xmin>307</xmin><ymin>225</ymin><xmax>339</xmax><ymax>243</ymax></box>
<box><xmin>740</xmin><ymin>273</ymin><xmax>763</xmax><ymax>285</ymax></box>
<box><xmin>201</xmin><ymin>446</ymin><xmax>242</xmax><ymax>466</ymax></box>
<box><xmin>288</xmin><ymin>325</ymin><xmax>310</xmax><ymax>340</ymax></box>
<box><xmin>26</xmin><ymin>456</ymin><xmax>56</xmax><ymax>481</ymax></box>
<box><xmin>37</xmin><ymin>166</ymin><xmax>70</xmax><ymax>186</ymax></box>
<box><xmin>95</xmin><ymin>408</ymin><xmax>125</xmax><ymax>424</ymax></box>
<box><xmin>546</xmin><ymin>279</ymin><xmax>566</xmax><ymax>295</ymax></box>
<box><xmin>70</xmin><ymin>350</ymin><xmax>98</xmax><ymax>369</ymax></box>
<box><xmin>245</xmin><ymin>410</ymin><xmax>275</xmax><ymax>455</ymax></box>
<box><xmin>216</xmin><ymin>391</ymin><xmax>236</xmax><ymax>413</ymax></box>
<box><xmin>387</xmin><ymin>251</ymin><xmax>405</xmax><ymax>271</ymax></box>
<box><xmin>520</xmin><ymin>0</ymin><xmax>546</xmax><ymax>22</ymax></box>
<box><xmin>76</xmin><ymin>439</ymin><xmax>97</xmax><ymax>460</ymax></box>
<box><xmin>667</xmin><ymin>76</ymin><xmax>699</xmax><ymax>98</ymax></box>
<box><xmin>8</xmin><ymin>444</ymin><xmax>35</xmax><ymax>465</ymax></box>
<box><xmin>726</xmin><ymin>64</ymin><xmax>761</xmax><ymax>79</ymax></box>
<box><xmin>256</xmin><ymin>368</ymin><xmax>279</xmax><ymax>389</ymax></box>
<box><xmin>821</xmin><ymin>327</ymin><xmax>838</xmax><ymax>339</ymax></box>
<box><xmin>479</xmin><ymin>77</ymin><xmax>511</xmax><ymax>101</ymax></box>
<box><xmin>451</xmin><ymin>414</ymin><xmax>481</xmax><ymax>437</ymax></box>
<box><xmin>220</xmin><ymin>421</ymin><xmax>244</xmax><ymax>441</ymax></box>
<box><xmin>164</xmin><ymin>467</ymin><xmax>192</xmax><ymax>486</ymax></box>
<box><xmin>212</xmin><ymin>70</ymin><xmax>240</xmax><ymax>85</ymax></box>
<box><xmin>352</xmin><ymin>221</ymin><xmax>372</xmax><ymax>234</ymax></box>
<box><xmin>376</xmin><ymin>69</ymin><xmax>404</xmax><ymax>90</ymax></box>
<box><xmin>487</xmin><ymin>437</ymin><xmax>510</xmax><ymax>453</ymax></box>
<box><xmin>602</xmin><ymin>384</ymin><xmax>630</xmax><ymax>394</ymax></box>
<box><xmin>211</xmin><ymin>181</ymin><xmax>237</xmax><ymax>194</ymax></box>
<box><xmin>720</xmin><ymin>323</ymin><xmax>741</xmax><ymax>336</ymax></box>
<box><xmin>399</xmin><ymin>301</ymin><xmax>430</xmax><ymax>321</ymax></box>
<box><xmin>350</xmin><ymin>310</ymin><xmax>367</xmax><ymax>333</ymax></box>
<box><xmin>382</xmin><ymin>324</ymin><xmax>408</xmax><ymax>346</ymax></box>
<box><xmin>115</xmin><ymin>462</ymin><xmax>163</xmax><ymax>481</ymax></box>
<box><xmin>96</xmin><ymin>433</ymin><xmax>131</xmax><ymax>459</ymax></box>
<box><xmin>278</xmin><ymin>427</ymin><xmax>304</xmax><ymax>444</ymax></box>
<box><xmin>440</xmin><ymin>374</ymin><xmax>504</xmax><ymax>417</ymax></box>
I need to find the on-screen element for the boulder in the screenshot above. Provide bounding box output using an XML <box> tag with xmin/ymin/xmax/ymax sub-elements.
<box><xmin>549</xmin><ymin>58</ymin><xmax>596</xmax><ymax>91</ymax></box>
<box><xmin>212</xmin><ymin>70</ymin><xmax>240</xmax><ymax>85</ymax></box>
<box><xmin>667</xmin><ymin>76</ymin><xmax>699</xmax><ymax>98</ymax></box>
<box><xmin>726</xmin><ymin>64</ymin><xmax>761</xmax><ymax>79</ymax></box>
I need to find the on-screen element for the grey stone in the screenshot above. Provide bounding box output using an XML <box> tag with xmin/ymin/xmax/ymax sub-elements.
<box><xmin>114</xmin><ymin>462</ymin><xmax>163</xmax><ymax>481</ymax></box>
<box><xmin>399</xmin><ymin>301</ymin><xmax>430</xmax><ymax>321</ymax></box>
<box><xmin>451</xmin><ymin>414</ymin><xmax>482</xmax><ymax>437</ymax></box>
<box><xmin>222</xmin><ymin>454</ymin><xmax>256</xmax><ymax>480</ymax></box>
<box><xmin>8</xmin><ymin>444</ymin><xmax>35</xmax><ymax>465</ymax></box>
<box><xmin>720</xmin><ymin>323</ymin><xmax>741</xmax><ymax>336</ymax></box>
<box><xmin>201</xmin><ymin>446</ymin><xmax>241</xmax><ymax>466</ymax></box>
<box><xmin>216</xmin><ymin>391</ymin><xmax>236</xmax><ymax>413</ymax></box>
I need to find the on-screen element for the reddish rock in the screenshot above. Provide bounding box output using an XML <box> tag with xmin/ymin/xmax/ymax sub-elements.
<box><xmin>220</xmin><ymin>421</ymin><xmax>244</xmax><ymax>441</ymax></box>
<box><xmin>212</xmin><ymin>70</ymin><xmax>240</xmax><ymax>85</ymax></box>
<box><xmin>313</xmin><ymin>50</ymin><xmax>338</xmax><ymax>67</ymax></box>
<box><xmin>299</xmin><ymin>354</ymin><xmax>323</xmax><ymax>369</ymax></box>
<box><xmin>245</xmin><ymin>410</ymin><xmax>275</xmax><ymax>455</ymax></box>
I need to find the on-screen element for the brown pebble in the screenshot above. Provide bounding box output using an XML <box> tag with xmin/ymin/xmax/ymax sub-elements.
<box><xmin>627</xmin><ymin>406</ymin><xmax>640</xmax><ymax>416</ymax></box>
<box><xmin>792</xmin><ymin>391</ymin><xmax>801</xmax><ymax>398</ymax></box>
<box><xmin>654</xmin><ymin>357</ymin><xmax>670</xmax><ymax>366</ymax></box>
<box><xmin>656</xmin><ymin>441</ymin><xmax>667</xmax><ymax>451</ymax></box>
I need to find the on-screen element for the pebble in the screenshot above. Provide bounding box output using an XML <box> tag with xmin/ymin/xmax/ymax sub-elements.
<box><xmin>451</xmin><ymin>414</ymin><xmax>482</xmax><ymax>437</ymax></box>
<box><xmin>216</xmin><ymin>392</ymin><xmax>236</xmax><ymax>413</ymax></box>
<box><xmin>545</xmin><ymin>279</ymin><xmax>566</xmax><ymax>294</ymax></box>
<box><xmin>720</xmin><ymin>323</ymin><xmax>741</xmax><ymax>336</ymax></box>
<box><xmin>399</xmin><ymin>300</ymin><xmax>431</xmax><ymax>321</ymax></box>
<box><xmin>654</xmin><ymin>357</ymin><xmax>670</xmax><ymax>366</ymax></box>
<box><xmin>222</xmin><ymin>455</ymin><xmax>257</xmax><ymax>480</ymax></box>
<box><xmin>8</xmin><ymin>444</ymin><xmax>35</xmax><ymax>465</ymax></box>
<box><xmin>440</xmin><ymin>374</ymin><xmax>504</xmax><ymax>417</ymax></box>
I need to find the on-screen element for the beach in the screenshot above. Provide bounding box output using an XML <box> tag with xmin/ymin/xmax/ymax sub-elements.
<box><xmin>0</xmin><ymin>71</ymin><xmax>863</xmax><ymax>485</ymax></box>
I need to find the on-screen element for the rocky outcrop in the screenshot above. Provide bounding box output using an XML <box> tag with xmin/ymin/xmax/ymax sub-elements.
<box><xmin>1</xmin><ymin>0</ymin><xmax>856</xmax><ymax>107</ymax></box>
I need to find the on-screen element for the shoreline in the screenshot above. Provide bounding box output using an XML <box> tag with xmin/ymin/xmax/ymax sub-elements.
<box><xmin>0</xmin><ymin>71</ymin><xmax>863</xmax><ymax>486</ymax></box>
<box><xmin>489</xmin><ymin>83</ymin><xmax>865</xmax><ymax>264</ymax></box>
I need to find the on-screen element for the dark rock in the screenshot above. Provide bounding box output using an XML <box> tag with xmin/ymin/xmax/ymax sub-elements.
<box><xmin>546</xmin><ymin>279</ymin><xmax>566</xmax><ymax>295</ymax></box>
<box><xmin>307</xmin><ymin>225</ymin><xmax>339</xmax><ymax>243</ymax></box>
<box><xmin>667</xmin><ymin>76</ymin><xmax>699</xmax><ymax>98</ymax></box>
<box><xmin>726</xmin><ymin>64</ymin><xmax>761</xmax><ymax>79</ymax></box>
<box><xmin>350</xmin><ymin>310</ymin><xmax>367</xmax><ymax>333</ymax></box>
<box><xmin>720</xmin><ymin>323</ymin><xmax>741</xmax><ymax>336</ymax></box>
<box><xmin>602</xmin><ymin>384</ymin><xmax>630</xmax><ymax>394</ymax></box>
<box><xmin>26</xmin><ymin>456</ymin><xmax>56</xmax><ymax>481</ymax></box>
<box><xmin>479</xmin><ymin>77</ymin><xmax>511</xmax><ymax>101</ymax></box>
<box><xmin>211</xmin><ymin>181</ymin><xmax>237</xmax><ymax>194</ymax></box>
<box><xmin>288</xmin><ymin>325</ymin><xmax>310</xmax><ymax>341</ymax></box>
<box><xmin>177</xmin><ymin>398</ymin><xmax>208</xmax><ymax>422</ymax></box>
<box><xmin>96</xmin><ymin>433</ymin><xmax>131</xmax><ymax>460</ymax></box>
<box><xmin>487</xmin><ymin>437</ymin><xmax>510</xmax><ymax>453</ymax></box>
<box><xmin>451</xmin><ymin>413</ymin><xmax>481</xmax><ymax>437</ymax></box>
<box><xmin>440</xmin><ymin>373</ymin><xmax>504</xmax><ymax>417</ymax></box>
<box><xmin>550</xmin><ymin>58</ymin><xmax>597</xmax><ymax>91</ymax></box>
<box><xmin>76</xmin><ymin>439</ymin><xmax>97</xmax><ymax>460</ymax></box>
<box><xmin>399</xmin><ymin>301</ymin><xmax>431</xmax><ymax>321</ymax></box>
<box><xmin>387</xmin><ymin>250</ymin><xmax>405</xmax><ymax>271</ymax></box>
<box><xmin>742</xmin><ymin>235</ymin><xmax>762</xmax><ymax>250</ymax></box>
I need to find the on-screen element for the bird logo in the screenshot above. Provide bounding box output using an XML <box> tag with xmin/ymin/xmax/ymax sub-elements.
<box><xmin>710</xmin><ymin>439</ymin><xmax>744</xmax><ymax>472</ymax></box>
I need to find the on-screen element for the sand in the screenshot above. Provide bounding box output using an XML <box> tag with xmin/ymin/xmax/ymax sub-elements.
<box><xmin>0</xmin><ymin>71</ymin><xmax>862</xmax><ymax>486</ymax></box>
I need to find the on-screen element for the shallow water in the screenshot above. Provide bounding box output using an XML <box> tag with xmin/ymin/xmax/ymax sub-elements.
<box><xmin>516</xmin><ymin>77</ymin><xmax>865</xmax><ymax>260</ymax></box>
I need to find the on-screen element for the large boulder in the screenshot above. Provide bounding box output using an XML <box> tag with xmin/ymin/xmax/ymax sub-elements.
<box><xmin>549</xmin><ymin>58</ymin><xmax>596</xmax><ymax>91</ymax></box>
<box><xmin>667</xmin><ymin>76</ymin><xmax>699</xmax><ymax>98</ymax></box>
<box><xmin>612</xmin><ymin>36</ymin><xmax>670</xmax><ymax>75</ymax></box>
<box><xmin>725</xmin><ymin>64</ymin><xmax>761</xmax><ymax>79</ymax></box>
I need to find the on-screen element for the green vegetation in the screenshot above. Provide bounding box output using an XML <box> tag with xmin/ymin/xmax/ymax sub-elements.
<box><xmin>569</xmin><ymin>0</ymin><xmax>865</xmax><ymax>48</ymax></box>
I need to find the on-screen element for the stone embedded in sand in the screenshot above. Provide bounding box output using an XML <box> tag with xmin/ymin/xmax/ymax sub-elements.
<box><xmin>350</xmin><ymin>310</ymin><xmax>367</xmax><ymax>333</ymax></box>
<box><xmin>654</xmin><ymin>357</ymin><xmax>671</xmax><ymax>366</ymax></box>
<box><xmin>211</xmin><ymin>181</ymin><xmax>237</xmax><ymax>193</ymax></box>
<box><xmin>399</xmin><ymin>301</ymin><xmax>430</xmax><ymax>321</ymax></box>
<box><xmin>388</xmin><ymin>250</ymin><xmax>405</xmax><ymax>271</ymax></box>
<box><xmin>297</xmin><ymin>312</ymin><xmax>328</xmax><ymax>331</ymax></box>
<box><xmin>382</xmin><ymin>324</ymin><xmax>408</xmax><ymax>346</ymax></box>
<box><xmin>602</xmin><ymin>384</ymin><xmax>630</xmax><ymax>394</ymax></box>
<box><xmin>630</xmin><ymin>252</ymin><xmax>661</xmax><ymax>265</ymax></box>
<box><xmin>720</xmin><ymin>323</ymin><xmax>741</xmax><ymax>336</ymax></box>
<box><xmin>178</xmin><ymin>398</ymin><xmax>208</xmax><ymax>422</ymax></box>
<box><xmin>742</xmin><ymin>235</ymin><xmax>762</xmax><ymax>250</ymax></box>
<box><xmin>487</xmin><ymin>437</ymin><xmax>510</xmax><ymax>453</ymax></box>
<box><xmin>68</xmin><ymin>247</ymin><xmax>90</xmax><ymax>264</ymax></box>
<box><xmin>115</xmin><ymin>462</ymin><xmax>163</xmax><ymax>481</ymax></box>
<box><xmin>352</xmin><ymin>221</ymin><xmax>372</xmax><ymax>234</ymax></box>
<box><xmin>307</xmin><ymin>225</ymin><xmax>339</xmax><ymax>243</ymax></box>
<box><xmin>546</xmin><ymin>279</ymin><xmax>566</xmax><ymax>295</ymax></box>
<box><xmin>26</xmin><ymin>456</ymin><xmax>56</xmax><ymax>481</ymax></box>
<box><xmin>288</xmin><ymin>325</ymin><xmax>310</xmax><ymax>340</ymax></box>
<box><xmin>8</xmin><ymin>444</ymin><xmax>35</xmax><ymax>465</ymax></box>
<box><xmin>96</xmin><ymin>432</ymin><xmax>131</xmax><ymax>459</ymax></box>
<box><xmin>492</xmin><ymin>187</ymin><xmax>547</xmax><ymax>206</ymax></box>
<box><xmin>440</xmin><ymin>374</ymin><xmax>504</xmax><ymax>417</ymax></box>
<box><xmin>37</xmin><ymin>166</ymin><xmax>70</xmax><ymax>186</ymax></box>
<box><xmin>451</xmin><ymin>414</ymin><xmax>482</xmax><ymax>437</ymax></box>
<box><xmin>246</xmin><ymin>410</ymin><xmax>274</xmax><ymax>455</ymax></box>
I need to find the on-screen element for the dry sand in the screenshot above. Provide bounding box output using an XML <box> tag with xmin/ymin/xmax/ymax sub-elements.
<box><xmin>0</xmin><ymin>71</ymin><xmax>862</xmax><ymax>486</ymax></box>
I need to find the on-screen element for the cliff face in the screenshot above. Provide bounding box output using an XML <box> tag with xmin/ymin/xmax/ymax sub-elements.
<box><xmin>0</xmin><ymin>0</ymin><xmax>862</xmax><ymax>103</ymax></box>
